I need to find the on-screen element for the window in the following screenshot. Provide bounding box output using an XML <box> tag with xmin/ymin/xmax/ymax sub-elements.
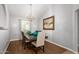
<box><xmin>21</xmin><ymin>20</ymin><xmax>31</xmax><ymax>32</ymax></box>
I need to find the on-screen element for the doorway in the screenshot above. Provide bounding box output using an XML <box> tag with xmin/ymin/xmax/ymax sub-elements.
<box><xmin>75</xmin><ymin>9</ymin><xmax>79</xmax><ymax>53</ymax></box>
<box><xmin>77</xmin><ymin>10</ymin><xmax>79</xmax><ymax>53</ymax></box>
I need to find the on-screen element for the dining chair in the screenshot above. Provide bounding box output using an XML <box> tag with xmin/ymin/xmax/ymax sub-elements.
<box><xmin>31</xmin><ymin>31</ymin><xmax>45</xmax><ymax>53</ymax></box>
<box><xmin>21</xmin><ymin>32</ymin><xmax>30</xmax><ymax>49</ymax></box>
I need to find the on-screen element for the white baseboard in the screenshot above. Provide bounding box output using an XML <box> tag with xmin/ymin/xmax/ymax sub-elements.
<box><xmin>46</xmin><ymin>40</ymin><xmax>78</xmax><ymax>54</ymax></box>
<box><xmin>3</xmin><ymin>39</ymin><xmax>21</xmax><ymax>54</ymax></box>
<box><xmin>10</xmin><ymin>39</ymin><xmax>21</xmax><ymax>41</ymax></box>
<box><xmin>3</xmin><ymin>40</ymin><xmax>10</xmax><ymax>54</ymax></box>
<box><xmin>3</xmin><ymin>39</ymin><xmax>77</xmax><ymax>54</ymax></box>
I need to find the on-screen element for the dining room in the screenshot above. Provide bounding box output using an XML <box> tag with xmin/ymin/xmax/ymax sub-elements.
<box><xmin>0</xmin><ymin>4</ymin><xmax>78</xmax><ymax>54</ymax></box>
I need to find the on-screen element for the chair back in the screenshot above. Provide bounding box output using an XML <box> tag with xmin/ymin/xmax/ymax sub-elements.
<box><xmin>21</xmin><ymin>32</ymin><xmax>26</xmax><ymax>42</ymax></box>
<box><xmin>36</xmin><ymin>31</ymin><xmax>45</xmax><ymax>47</ymax></box>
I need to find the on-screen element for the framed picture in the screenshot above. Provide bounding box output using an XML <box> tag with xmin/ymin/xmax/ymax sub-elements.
<box><xmin>43</xmin><ymin>16</ymin><xmax>55</xmax><ymax>30</ymax></box>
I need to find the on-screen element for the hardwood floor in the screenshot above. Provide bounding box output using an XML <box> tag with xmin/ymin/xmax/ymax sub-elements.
<box><xmin>5</xmin><ymin>40</ymin><xmax>73</xmax><ymax>54</ymax></box>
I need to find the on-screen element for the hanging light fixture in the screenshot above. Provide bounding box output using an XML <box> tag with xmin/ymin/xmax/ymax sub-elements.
<box><xmin>26</xmin><ymin>4</ymin><xmax>34</xmax><ymax>21</ymax></box>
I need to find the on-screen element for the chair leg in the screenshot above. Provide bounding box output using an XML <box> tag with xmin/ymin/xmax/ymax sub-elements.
<box><xmin>24</xmin><ymin>43</ymin><xmax>29</xmax><ymax>49</ymax></box>
<box><xmin>26</xmin><ymin>43</ymin><xmax>28</xmax><ymax>48</ymax></box>
<box><xmin>22</xmin><ymin>41</ymin><xmax>24</xmax><ymax>47</ymax></box>
<box><xmin>43</xmin><ymin>46</ymin><xmax>44</xmax><ymax>52</ymax></box>
<box><xmin>24</xmin><ymin>43</ymin><xmax>26</xmax><ymax>49</ymax></box>
<box><xmin>35</xmin><ymin>50</ymin><xmax>38</xmax><ymax>54</ymax></box>
<box><xmin>35</xmin><ymin>47</ymin><xmax>38</xmax><ymax>54</ymax></box>
<box><xmin>22</xmin><ymin>42</ymin><xmax>25</xmax><ymax>49</ymax></box>
<box><xmin>26</xmin><ymin>43</ymin><xmax>29</xmax><ymax>48</ymax></box>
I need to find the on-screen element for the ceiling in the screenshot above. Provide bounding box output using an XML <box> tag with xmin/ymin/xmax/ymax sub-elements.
<box><xmin>7</xmin><ymin>4</ymin><xmax>52</xmax><ymax>19</ymax></box>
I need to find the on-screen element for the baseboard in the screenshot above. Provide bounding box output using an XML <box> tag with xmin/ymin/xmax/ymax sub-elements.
<box><xmin>3</xmin><ymin>39</ymin><xmax>77</xmax><ymax>54</ymax></box>
<box><xmin>10</xmin><ymin>39</ymin><xmax>21</xmax><ymax>41</ymax></box>
<box><xmin>3</xmin><ymin>39</ymin><xmax>21</xmax><ymax>54</ymax></box>
<box><xmin>46</xmin><ymin>40</ymin><xmax>78</xmax><ymax>54</ymax></box>
<box><xmin>3</xmin><ymin>40</ymin><xmax>10</xmax><ymax>54</ymax></box>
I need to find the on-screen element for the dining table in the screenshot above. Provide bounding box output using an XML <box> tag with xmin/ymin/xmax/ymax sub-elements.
<box><xmin>24</xmin><ymin>33</ymin><xmax>36</xmax><ymax>43</ymax></box>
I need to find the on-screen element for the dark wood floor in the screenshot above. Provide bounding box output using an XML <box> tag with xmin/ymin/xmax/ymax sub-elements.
<box><xmin>5</xmin><ymin>40</ymin><xmax>67</xmax><ymax>54</ymax></box>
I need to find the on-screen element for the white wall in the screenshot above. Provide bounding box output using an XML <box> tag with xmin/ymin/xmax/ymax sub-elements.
<box><xmin>0</xmin><ymin>5</ymin><xmax>6</xmax><ymax>27</ymax></box>
<box><xmin>53</xmin><ymin>4</ymin><xmax>74</xmax><ymax>50</ymax></box>
<box><xmin>39</xmin><ymin>4</ymin><xmax>75</xmax><ymax>52</ymax></box>
<box><xmin>31</xmin><ymin>18</ymin><xmax>39</xmax><ymax>33</ymax></box>
<box><xmin>0</xmin><ymin>30</ymin><xmax>9</xmax><ymax>53</ymax></box>
<box><xmin>39</xmin><ymin>5</ymin><xmax>54</xmax><ymax>41</ymax></box>
<box><xmin>10</xmin><ymin>16</ymin><xmax>21</xmax><ymax>41</ymax></box>
<box><xmin>0</xmin><ymin>5</ymin><xmax>10</xmax><ymax>54</ymax></box>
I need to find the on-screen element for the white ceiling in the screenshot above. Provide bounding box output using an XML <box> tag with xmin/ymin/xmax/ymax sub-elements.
<box><xmin>7</xmin><ymin>4</ymin><xmax>52</xmax><ymax>19</ymax></box>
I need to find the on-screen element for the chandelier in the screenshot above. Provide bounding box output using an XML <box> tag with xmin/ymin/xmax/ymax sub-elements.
<box><xmin>26</xmin><ymin>4</ymin><xmax>34</xmax><ymax>21</ymax></box>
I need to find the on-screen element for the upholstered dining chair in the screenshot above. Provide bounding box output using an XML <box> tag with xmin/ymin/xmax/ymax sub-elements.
<box><xmin>21</xmin><ymin>32</ymin><xmax>30</xmax><ymax>49</ymax></box>
<box><xmin>31</xmin><ymin>31</ymin><xmax>45</xmax><ymax>53</ymax></box>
